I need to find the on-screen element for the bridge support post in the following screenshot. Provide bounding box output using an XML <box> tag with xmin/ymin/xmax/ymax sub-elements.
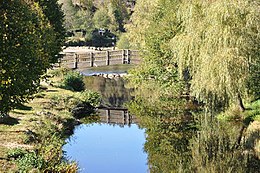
<box><xmin>122</xmin><ymin>110</ymin><xmax>126</xmax><ymax>124</ymax></box>
<box><xmin>126</xmin><ymin>50</ymin><xmax>130</xmax><ymax>64</ymax></box>
<box><xmin>122</xmin><ymin>50</ymin><xmax>125</xmax><ymax>64</ymax></box>
<box><xmin>106</xmin><ymin>51</ymin><xmax>110</xmax><ymax>66</ymax></box>
<box><xmin>125</xmin><ymin>111</ymin><xmax>130</xmax><ymax>125</ymax></box>
<box><xmin>90</xmin><ymin>52</ymin><xmax>94</xmax><ymax>67</ymax></box>
<box><xmin>106</xmin><ymin>109</ymin><xmax>110</xmax><ymax>123</ymax></box>
<box><xmin>73</xmin><ymin>53</ymin><xmax>78</xmax><ymax>69</ymax></box>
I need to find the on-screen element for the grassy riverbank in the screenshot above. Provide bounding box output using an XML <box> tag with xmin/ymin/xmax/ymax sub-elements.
<box><xmin>0</xmin><ymin>69</ymin><xmax>99</xmax><ymax>172</ymax></box>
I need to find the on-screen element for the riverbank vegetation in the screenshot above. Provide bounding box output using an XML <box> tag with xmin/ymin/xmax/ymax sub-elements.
<box><xmin>0</xmin><ymin>69</ymin><xmax>101</xmax><ymax>172</ymax></box>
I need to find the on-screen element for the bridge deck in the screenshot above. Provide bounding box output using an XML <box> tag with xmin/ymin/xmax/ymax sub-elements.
<box><xmin>57</xmin><ymin>49</ymin><xmax>140</xmax><ymax>69</ymax></box>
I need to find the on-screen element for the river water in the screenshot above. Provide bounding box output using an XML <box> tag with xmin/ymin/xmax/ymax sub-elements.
<box><xmin>64</xmin><ymin>123</ymin><xmax>147</xmax><ymax>173</ymax></box>
<box><xmin>63</xmin><ymin>65</ymin><xmax>148</xmax><ymax>173</ymax></box>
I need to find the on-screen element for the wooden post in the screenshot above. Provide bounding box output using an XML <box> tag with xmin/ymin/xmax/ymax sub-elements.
<box><xmin>90</xmin><ymin>52</ymin><xmax>94</xmax><ymax>67</ymax></box>
<box><xmin>126</xmin><ymin>50</ymin><xmax>130</xmax><ymax>64</ymax></box>
<box><xmin>122</xmin><ymin>110</ymin><xmax>126</xmax><ymax>124</ymax></box>
<box><xmin>106</xmin><ymin>51</ymin><xmax>110</xmax><ymax>66</ymax></box>
<box><xmin>125</xmin><ymin>111</ymin><xmax>130</xmax><ymax>125</ymax></box>
<box><xmin>106</xmin><ymin>109</ymin><xmax>110</xmax><ymax>124</ymax></box>
<box><xmin>57</xmin><ymin>53</ymin><xmax>63</xmax><ymax>67</ymax></box>
<box><xmin>122</xmin><ymin>50</ymin><xmax>125</xmax><ymax>64</ymax></box>
<box><xmin>73</xmin><ymin>53</ymin><xmax>78</xmax><ymax>69</ymax></box>
<box><xmin>58</xmin><ymin>57</ymin><xmax>61</xmax><ymax>67</ymax></box>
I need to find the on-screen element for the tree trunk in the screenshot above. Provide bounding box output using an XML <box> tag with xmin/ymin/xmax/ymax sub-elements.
<box><xmin>233</xmin><ymin>125</ymin><xmax>246</xmax><ymax>149</ymax></box>
<box><xmin>237</xmin><ymin>93</ymin><xmax>245</xmax><ymax>112</ymax></box>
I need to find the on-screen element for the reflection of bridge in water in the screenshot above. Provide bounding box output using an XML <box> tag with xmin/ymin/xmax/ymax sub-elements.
<box><xmin>96</xmin><ymin>107</ymin><xmax>139</xmax><ymax>126</ymax></box>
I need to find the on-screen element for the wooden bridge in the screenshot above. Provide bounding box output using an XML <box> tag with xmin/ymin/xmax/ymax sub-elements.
<box><xmin>57</xmin><ymin>49</ymin><xmax>140</xmax><ymax>69</ymax></box>
<box><xmin>97</xmin><ymin>107</ymin><xmax>139</xmax><ymax>126</ymax></box>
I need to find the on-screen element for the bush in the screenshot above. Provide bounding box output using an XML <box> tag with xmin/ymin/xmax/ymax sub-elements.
<box><xmin>74</xmin><ymin>90</ymin><xmax>101</xmax><ymax>107</ymax></box>
<box><xmin>7</xmin><ymin>148</ymin><xmax>27</xmax><ymax>160</ymax></box>
<box><xmin>63</xmin><ymin>71</ymin><xmax>85</xmax><ymax>91</ymax></box>
<box><xmin>7</xmin><ymin>149</ymin><xmax>45</xmax><ymax>172</ymax></box>
<box><xmin>71</xmin><ymin>90</ymin><xmax>101</xmax><ymax>118</ymax></box>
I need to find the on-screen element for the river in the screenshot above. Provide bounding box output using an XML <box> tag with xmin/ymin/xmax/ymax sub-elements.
<box><xmin>63</xmin><ymin>65</ymin><xmax>148</xmax><ymax>173</ymax></box>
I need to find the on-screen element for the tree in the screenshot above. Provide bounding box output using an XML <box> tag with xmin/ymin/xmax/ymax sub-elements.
<box><xmin>127</xmin><ymin>0</ymin><xmax>260</xmax><ymax>113</ymax></box>
<box><xmin>92</xmin><ymin>6</ymin><xmax>111</xmax><ymax>29</ymax></box>
<box><xmin>126</xmin><ymin>0</ymin><xmax>186</xmax><ymax>117</ymax></box>
<box><xmin>125</xmin><ymin>0</ymin><xmax>159</xmax><ymax>48</ymax></box>
<box><xmin>170</xmin><ymin>0</ymin><xmax>260</xmax><ymax>111</ymax></box>
<box><xmin>59</xmin><ymin>0</ymin><xmax>78</xmax><ymax>30</ymax></box>
<box><xmin>0</xmin><ymin>0</ymin><xmax>63</xmax><ymax>115</ymax></box>
<box><xmin>35</xmin><ymin>0</ymin><xmax>66</xmax><ymax>63</ymax></box>
<box><xmin>108</xmin><ymin>0</ymin><xmax>129</xmax><ymax>32</ymax></box>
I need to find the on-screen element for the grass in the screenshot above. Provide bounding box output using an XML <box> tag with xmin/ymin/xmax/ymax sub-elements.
<box><xmin>217</xmin><ymin>100</ymin><xmax>260</xmax><ymax>123</ymax></box>
<box><xmin>0</xmin><ymin>68</ymin><xmax>99</xmax><ymax>172</ymax></box>
<box><xmin>0</xmin><ymin>87</ymin><xmax>74</xmax><ymax>171</ymax></box>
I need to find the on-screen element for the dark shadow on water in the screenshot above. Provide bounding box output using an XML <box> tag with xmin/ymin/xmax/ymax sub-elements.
<box><xmin>83</xmin><ymin>76</ymin><xmax>133</xmax><ymax>108</ymax></box>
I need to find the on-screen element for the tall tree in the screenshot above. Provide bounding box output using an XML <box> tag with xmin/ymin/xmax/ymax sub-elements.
<box><xmin>92</xmin><ymin>6</ymin><xmax>111</xmax><ymax>29</ymax></box>
<box><xmin>35</xmin><ymin>0</ymin><xmax>65</xmax><ymax>63</ymax></box>
<box><xmin>126</xmin><ymin>0</ymin><xmax>187</xmax><ymax>118</ymax></box>
<box><xmin>0</xmin><ymin>0</ymin><xmax>63</xmax><ymax>115</ymax></box>
<box><xmin>108</xmin><ymin>0</ymin><xmax>129</xmax><ymax>32</ymax></box>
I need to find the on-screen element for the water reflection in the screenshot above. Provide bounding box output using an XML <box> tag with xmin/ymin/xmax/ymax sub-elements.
<box><xmin>136</xmin><ymin>114</ymin><xmax>260</xmax><ymax>173</ymax></box>
<box><xmin>83</xmin><ymin>76</ymin><xmax>133</xmax><ymax>107</ymax></box>
<box><xmin>64</xmin><ymin>123</ymin><xmax>148</xmax><ymax>173</ymax></box>
<box><xmin>138</xmin><ymin>116</ymin><xmax>195</xmax><ymax>173</ymax></box>
<box><xmin>97</xmin><ymin>108</ymin><xmax>139</xmax><ymax>126</ymax></box>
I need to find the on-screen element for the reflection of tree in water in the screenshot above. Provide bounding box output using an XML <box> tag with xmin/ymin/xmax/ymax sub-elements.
<box><xmin>139</xmin><ymin>116</ymin><xmax>195</xmax><ymax>173</ymax></box>
<box><xmin>84</xmin><ymin>76</ymin><xmax>133</xmax><ymax>107</ymax></box>
<box><xmin>129</xmin><ymin>98</ymin><xmax>260</xmax><ymax>172</ymax></box>
<box><xmin>191</xmin><ymin>116</ymin><xmax>260</xmax><ymax>173</ymax></box>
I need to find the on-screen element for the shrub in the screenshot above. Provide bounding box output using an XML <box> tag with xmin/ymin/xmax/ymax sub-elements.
<box><xmin>71</xmin><ymin>90</ymin><xmax>101</xmax><ymax>119</ymax></box>
<box><xmin>63</xmin><ymin>71</ymin><xmax>85</xmax><ymax>91</ymax></box>
<box><xmin>16</xmin><ymin>152</ymin><xmax>45</xmax><ymax>172</ymax></box>
<box><xmin>7</xmin><ymin>148</ymin><xmax>27</xmax><ymax>160</ymax></box>
<box><xmin>74</xmin><ymin>90</ymin><xmax>101</xmax><ymax>107</ymax></box>
<box><xmin>7</xmin><ymin>149</ymin><xmax>45</xmax><ymax>172</ymax></box>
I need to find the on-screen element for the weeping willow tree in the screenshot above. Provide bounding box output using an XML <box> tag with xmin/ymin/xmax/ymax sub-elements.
<box><xmin>127</xmin><ymin>0</ymin><xmax>259</xmax><ymax>113</ymax></box>
<box><xmin>171</xmin><ymin>0</ymin><xmax>260</xmax><ymax>111</ymax></box>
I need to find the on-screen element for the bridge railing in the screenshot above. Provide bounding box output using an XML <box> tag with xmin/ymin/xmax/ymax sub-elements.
<box><xmin>56</xmin><ymin>49</ymin><xmax>140</xmax><ymax>69</ymax></box>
